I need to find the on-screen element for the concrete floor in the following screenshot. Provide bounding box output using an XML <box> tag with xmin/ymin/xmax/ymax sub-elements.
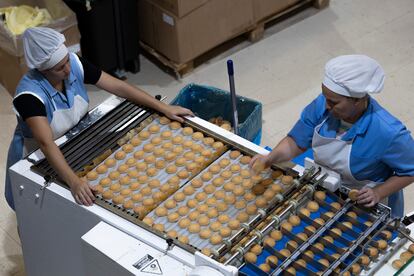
<box><xmin>1</xmin><ymin>0</ymin><xmax>414</xmax><ymax>274</ymax></box>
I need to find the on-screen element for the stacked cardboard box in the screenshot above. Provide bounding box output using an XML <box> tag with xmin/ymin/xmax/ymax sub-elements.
<box><xmin>252</xmin><ymin>0</ymin><xmax>302</xmax><ymax>23</ymax></box>
<box><xmin>0</xmin><ymin>0</ymin><xmax>80</xmax><ymax>96</ymax></box>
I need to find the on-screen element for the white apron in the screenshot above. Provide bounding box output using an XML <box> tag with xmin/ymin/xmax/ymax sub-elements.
<box><xmin>312</xmin><ymin>118</ymin><xmax>403</xmax><ymax>217</ymax></box>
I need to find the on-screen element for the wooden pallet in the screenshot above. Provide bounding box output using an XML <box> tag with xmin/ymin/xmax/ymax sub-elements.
<box><xmin>140</xmin><ymin>0</ymin><xmax>329</xmax><ymax>78</ymax></box>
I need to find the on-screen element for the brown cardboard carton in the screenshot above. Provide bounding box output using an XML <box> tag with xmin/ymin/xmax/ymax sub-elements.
<box><xmin>0</xmin><ymin>0</ymin><xmax>80</xmax><ymax>96</ymax></box>
<box><xmin>139</xmin><ymin>0</ymin><xmax>254</xmax><ymax>64</ymax></box>
<box><xmin>148</xmin><ymin>0</ymin><xmax>208</xmax><ymax>17</ymax></box>
<box><xmin>252</xmin><ymin>0</ymin><xmax>301</xmax><ymax>23</ymax></box>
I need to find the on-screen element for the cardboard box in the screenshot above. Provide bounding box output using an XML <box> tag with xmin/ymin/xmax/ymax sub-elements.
<box><xmin>0</xmin><ymin>0</ymin><xmax>80</xmax><ymax>96</ymax></box>
<box><xmin>138</xmin><ymin>0</ymin><xmax>254</xmax><ymax>64</ymax></box>
<box><xmin>252</xmin><ymin>0</ymin><xmax>301</xmax><ymax>23</ymax></box>
<box><xmin>148</xmin><ymin>0</ymin><xmax>208</xmax><ymax>17</ymax></box>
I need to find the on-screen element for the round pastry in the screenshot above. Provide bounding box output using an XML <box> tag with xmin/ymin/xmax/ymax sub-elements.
<box><xmin>299</xmin><ymin>207</ymin><xmax>311</xmax><ymax>217</ymax></box>
<box><xmin>203</xmin><ymin>137</ymin><xmax>214</xmax><ymax>146</ymax></box>
<box><xmin>307</xmin><ymin>201</ymin><xmax>319</xmax><ymax>212</ymax></box>
<box><xmin>201</xmin><ymin>150</ymin><xmax>212</xmax><ymax>158</ymax></box>
<box><xmin>102</xmin><ymin>190</ymin><xmax>114</xmax><ymax>200</ymax></box>
<box><xmin>382</xmin><ymin>230</ymin><xmax>393</xmax><ymax>241</ymax></box>
<box><xmin>181</xmin><ymin>126</ymin><xmax>193</xmax><ymax>136</ymax></box>
<box><xmin>401</xmin><ymin>251</ymin><xmax>413</xmax><ymax>262</ymax></box>
<box><xmin>232</xmin><ymin>200</ymin><xmax>245</xmax><ymax>210</ymax></box>
<box><xmin>246</xmin><ymin>205</ymin><xmax>258</xmax><ymax>215</ymax></box>
<box><xmin>86</xmin><ymin>171</ymin><xmax>99</xmax><ymax>181</ymax></box>
<box><xmin>133</xmin><ymin>206</ymin><xmax>145</xmax><ymax>216</ymax></box>
<box><xmin>259</xmin><ymin>263</ymin><xmax>271</xmax><ymax>273</ymax></box>
<box><xmin>210</xmin><ymin>221</ymin><xmax>222</xmax><ymax>232</ymax></box>
<box><xmin>288</xmin><ymin>215</ymin><xmax>301</xmax><ymax>226</ymax></box>
<box><xmin>186</xmin><ymin>163</ymin><xmax>199</xmax><ymax>172</ymax></box>
<box><xmin>131</xmin><ymin>193</ymin><xmax>143</xmax><ymax>202</ymax></box>
<box><xmin>172</xmin><ymin>136</ymin><xmax>184</xmax><ymax>145</ymax></box>
<box><xmin>244</xmin><ymin>192</ymin><xmax>256</xmax><ymax>202</ymax></box>
<box><xmin>305</xmin><ymin>225</ymin><xmax>316</xmax><ymax>233</ymax></box>
<box><xmin>281</xmin><ymin>175</ymin><xmax>293</xmax><ymax>185</ymax></box>
<box><xmin>240</xmin><ymin>170</ymin><xmax>251</xmax><ymax>180</ymax></box>
<box><xmin>229</xmin><ymin>150</ymin><xmax>241</xmax><ymax>159</ymax></box>
<box><xmin>224</xmin><ymin>194</ymin><xmax>236</xmax><ymax>204</ymax></box>
<box><xmin>143</xmin><ymin>217</ymin><xmax>153</xmax><ymax>226</ymax></box>
<box><xmin>347</xmin><ymin>211</ymin><xmax>357</xmax><ymax>219</ymax></box>
<box><xmin>270</xmin><ymin>230</ymin><xmax>283</xmax><ymax>241</ymax></box>
<box><xmin>214</xmin><ymin>190</ymin><xmax>226</xmax><ymax>200</ymax></box>
<box><xmin>203</xmin><ymin>184</ymin><xmax>216</xmax><ymax>194</ymax></box>
<box><xmin>279</xmin><ymin>249</ymin><xmax>291</xmax><ymax>258</ymax></box>
<box><xmin>210</xmin><ymin>234</ymin><xmax>222</xmax><ymax>245</ymax></box>
<box><xmin>367</xmin><ymin>247</ymin><xmax>379</xmax><ymax>258</ymax></box>
<box><xmin>255</xmin><ymin>197</ymin><xmax>267</xmax><ymax>208</ymax></box>
<box><xmin>143</xmin><ymin>198</ymin><xmax>155</xmax><ymax>207</ymax></box>
<box><xmin>188</xmin><ymin>211</ymin><xmax>200</xmax><ymax>221</ymax></box>
<box><xmin>231</xmin><ymin>176</ymin><xmax>243</xmax><ymax>185</ymax></box>
<box><xmin>271</xmin><ymin>170</ymin><xmax>283</xmax><ymax>179</ymax></box>
<box><xmin>219</xmin><ymin>172</ymin><xmax>232</xmax><ymax>182</ymax></box>
<box><xmin>113</xmin><ymin>195</ymin><xmax>125</xmax><ymax>205</ymax></box>
<box><xmin>168</xmin><ymin>212</ymin><xmax>180</xmax><ymax>223</ymax></box>
<box><xmin>304</xmin><ymin>250</ymin><xmax>314</xmax><ymax>258</ymax></box>
<box><xmin>196</xmin><ymin>204</ymin><xmax>209</xmax><ymax>213</ymax></box>
<box><xmin>169</xmin><ymin>121</ymin><xmax>181</xmax><ymax>130</ymax></box>
<box><xmin>281</xmin><ymin>221</ymin><xmax>293</xmax><ymax>232</ymax></box>
<box><xmin>178</xmin><ymin>218</ymin><xmax>191</xmax><ymax>229</ymax></box>
<box><xmin>297</xmin><ymin>232</ymin><xmax>308</xmax><ymax>241</ymax></box>
<box><xmin>122</xmin><ymin>144</ymin><xmax>134</xmax><ymax>153</ymax></box>
<box><xmin>191</xmin><ymin>178</ymin><xmax>203</xmax><ymax>188</ymax></box>
<box><xmin>135</xmin><ymin>162</ymin><xmax>147</xmax><ymax>172</ymax></box>
<box><xmin>323</xmin><ymin>236</ymin><xmax>334</xmax><ymax>243</ymax></box>
<box><xmin>201</xmin><ymin>172</ymin><xmax>213</xmax><ymax>182</ymax></box>
<box><xmin>331</xmin><ymin>202</ymin><xmax>342</xmax><ymax>209</ymax></box>
<box><xmin>206</xmin><ymin>197</ymin><xmax>217</xmax><ymax>207</ymax></box>
<box><xmin>332</xmin><ymin>253</ymin><xmax>340</xmax><ymax>260</ymax></box>
<box><xmin>262</xmin><ymin>237</ymin><xmax>275</xmax><ymax>248</ymax></box>
<box><xmin>331</xmin><ymin>228</ymin><xmax>342</xmax><ymax>237</ymax></box>
<box><xmin>377</xmin><ymin>239</ymin><xmax>387</xmax><ymax>250</ymax></box>
<box><xmin>167</xmin><ymin>230</ymin><xmax>178</xmax><ymax>239</ymax></box>
<box><xmin>164</xmin><ymin>199</ymin><xmax>177</xmax><ymax>209</ymax></box>
<box><xmin>252</xmin><ymin>175</ymin><xmax>263</xmax><ymax>184</ymax></box>
<box><xmin>195</xmin><ymin>192</ymin><xmax>208</xmax><ymax>202</ymax></box>
<box><xmin>212</xmin><ymin>177</ymin><xmax>224</xmax><ymax>187</ymax></box>
<box><xmin>408</xmin><ymin>244</ymin><xmax>414</xmax><ymax>254</ymax></box>
<box><xmin>314</xmin><ymin>218</ymin><xmax>325</xmax><ymax>225</ymax></box>
<box><xmin>287</xmin><ymin>240</ymin><xmax>298</xmax><ymax>250</ymax></box>
<box><xmin>137</xmin><ymin>175</ymin><xmax>149</xmax><ymax>184</ymax></box>
<box><xmin>199</xmin><ymin>228</ymin><xmax>211</xmax><ymax>239</ymax></box>
<box><xmin>181</xmin><ymin>186</ymin><xmax>194</xmax><ymax>196</ymax></box>
<box><xmin>208</xmin><ymin>164</ymin><xmax>221</xmax><ymax>174</ymax></box>
<box><xmin>226</xmin><ymin>220</ymin><xmax>240</xmax><ymax>231</ymax></box>
<box><xmin>365</xmin><ymin>220</ymin><xmax>373</xmax><ymax>227</ymax></box>
<box><xmin>217</xmin><ymin>202</ymin><xmax>228</xmax><ymax>212</ymax></box>
<box><xmin>93</xmin><ymin>185</ymin><xmax>104</xmax><ymax>195</ymax></box>
<box><xmin>130</xmin><ymin>137</ymin><xmax>141</xmax><ymax>147</ymax></box>
<box><xmin>237</xmin><ymin>212</ymin><xmax>249</xmax><ymax>223</ymax></box>
<box><xmin>252</xmin><ymin>184</ymin><xmax>266</xmax><ymax>195</ymax></box>
<box><xmin>117</xmin><ymin>164</ymin><xmax>129</xmax><ymax>174</ymax></box>
<box><xmin>201</xmin><ymin>248</ymin><xmax>211</xmax><ymax>257</ymax></box>
<box><xmin>149</xmin><ymin>124</ymin><xmax>160</xmax><ymax>134</ymax></box>
<box><xmin>120</xmin><ymin>176</ymin><xmax>131</xmax><ymax>185</ymax></box>
<box><xmin>188</xmin><ymin>223</ymin><xmax>201</xmax><ymax>234</ymax></box>
<box><xmin>186</xmin><ymin>199</ymin><xmax>197</xmax><ymax>209</ymax></box>
<box><xmin>392</xmin><ymin>259</ymin><xmax>404</xmax><ymax>269</ymax></box>
<box><xmin>348</xmin><ymin>189</ymin><xmax>359</xmax><ymax>201</ymax></box>
<box><xmin>126</xmin><ymin>158</ymin><xmax>137</xmax><ymax>168</ymax></box>
<box><xmin>217</xmin><ymin>214</ymin><xmax>229</xmax><ymax>224</ymax></box>
<box><xmin>198</xmin><ymin>215</ymin><xmax>210</xmax><ymax>226</ymax></box>
<box><xmin>314</xmin><ymin>242</ymin><xmax>324</xmax><ymax>251</ymax></box>
<box><xmin>244</xmin><ymin>252</ymin><xmax>257</xmax><ymax>263</ymax></box>
<box><xmin>294</xmin><ymin>259</ymin><xmax>306</xmax><ymax>268</ymax></box>
<box><xmin>219</xmin><ymin>158</ymin><xmax>231</xmax><ymax>168</ymax></box>
<box><xmin>160</xmin><ymin>131</ymin><xmax>172</xmax><ymax>140</ymax></box>
<box><xmin>240</xmin><ymin>155</ymin><xmax>251</xmax><ymax>165</ymax></box>
<box><xmin>140</xmin><ymin>187</ymin><xmax>152</xmax><ymax>197</ymax></box>
<box><xmin>178</xmin><ymin>236</ymin><xmax>189</xmax><ymax>244</ymax></box>
<box><xmin>220</xmin><ymin>227</ymin><xmax>232</xmax><ymax>238</ymax></box>
<box><xmin>250</xmin><ymin>244</ymin><xmax>263</xmax><ymax>255</ymax></box>
<box><xmin>266</xmin><ymin>255</ymin><xmax>278</xmax><ymax>268</ymax></box>
<box><xmin>230</xmin><ymin>164</ymin><xmax>241</xmax><ymax>173</ymax></box>
<box><xmin>212</xmin><ymin>141</ymin><xmax>224</xmax><ymax>150</ymax></box>
<box><xmin>233</xmin><ymin>187</ymin><xmax>245</xmax><ymax>197</ymax></box>
<box><xmin>159</xmin><ymin>116</ymin><xmax>170</xmax><ymax>125</ymax></box>
<box><xmin>194</xmin><ymin>156</ymin><xmax>205</xmax><ymax>165</ymax></box>
<box><xmin>153</xmin><ymin>191</ymin><xmax>167</xmax><ymax>203</ymax></box>
<box><xmin>110</xmin><ymin>183</ymin><xmax>121</xmax><ymax>192</ymax></box>
<box><xmin>129</xmin><ymin>182</ymin><xmax>140</xmax><ymax>191</ymax></box>
<box><xmin>144</xmin><ymin>155</ymin><xmax>156</xmax><ymax>164</ymax></box>
<box><xmin>314</xmin><ymin>191</ymin><xmax>326</xmax><ymax>201</ymax></box>
<box><xmin>155</xmin><ymin>206</ymin><xmax>168</xmax><ymax>217</ymax></box>
<box><xmin>104</xmin><ymin>158</ymin><xmax>117</xmax><ymax>168</ymax></box>
<box><xmin>207</xmin><ymin>208</ymin><xmax>218</xmax><ymax>219</ymax></box>
<box><xmin>123</xmin><ymin>200</ymin><xmax>134</xmax><ymax>209</ymax></box>
<box><xmin>173</xmin><ymin>192</ymin><xmax>185</xmax><ymax>202</ymax></box>
<box><xmin>263</xmin><ymin>190</ymin><xmax>275</xmax><ymax>201</ymax></box>
<box><xmin>192</xmin><ymin>144</ymin><xmax>203</xmax><ymax>153</ymax></box>
<box><xmin>120</xmin><ymin>188</ymin><xmax>132</xmax><ymax>197</ymax></box>
<box><xmin>324</xmin><ymin>211</ymin><xmax>334</xmax><ymax>219</ymax></box>
<box><xmin>166</xmin><ymin>165</ymin><xmax>177</xmax><ymax>174</ymax></box>
<box><xmin>318</xmin><ymin>258</ymin><xmax>329</xmax><ymax>267</ymax></box>
<box><xmin>172</xmin><ymin>146</ymin><xmax>184</xmax><ymax>154</ymax></box>
<box><xmin>162</xmin><ymin>142</ymin><xmax>174</xmax><ymax>151</ymax></box>
<box><xmin>359</xmin><ymin>255</ymin><xmax>370</xmax><ymax>266</ymax></box>
<box><xmin>151</xmin><ymin>137</ymin><xmax>162</xmax><ymax>146</ymax></box>
<box><xmin>177</xmin><ymin>170</ymin><xmax>189</xmax><ymax>179</ymax></box>
<box><xmin>96</xmin><ymin>165</ymin><xmax>108</xmax><ymax>174</ymax></box>
<box><xmin>133</xmin><ymin>150</ymin><xmax>145</xmax><ymax>159</ymax></box>
<box><xmin>138</xmin><ymin>130</ymin><xmax>150</xmax><ymax>140</ymax></box>
<box><xmin>224</xmin><ymin>182</ymin><xmax>235</xmax><ymax>192</ymax></box>
<box><xmin>192</xmin><ymin>132</ymin><xmax>204</xmax><ymax>140</ymax></box>
<box><xmin>99</xmin><ymin>177</ymin><xmax>111</xmax><ymax>187</ymax></box>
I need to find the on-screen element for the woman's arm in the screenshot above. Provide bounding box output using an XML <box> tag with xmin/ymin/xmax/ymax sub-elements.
<box><xmin>358</xmin><ymin>175</ymin><xmax>414</xmax><ymax>207</ymax></box>
<box><xmin>26</xmin><ymin>116</ymin><xmax>96</xmax><ymax>206</ymax></box>
<box><xmin>95</xmin><ymin>72</ymin><xmax>193</xmax><ymax>122</ymax></box>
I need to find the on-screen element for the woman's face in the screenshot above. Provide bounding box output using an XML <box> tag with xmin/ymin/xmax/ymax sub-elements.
<box><xmin>322</xmin><ymin>84</ymin><xmax>366</xmax><ymax>122</ymax></box>
<box><xmin>42</xmin><ymin>54</ymin><xmax>71</xmax><ymax>81</ymax></box>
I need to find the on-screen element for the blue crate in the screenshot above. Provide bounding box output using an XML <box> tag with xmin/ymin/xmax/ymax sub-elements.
<box><xmin>171</xmin><ymin>83</ymin><xmax>263</xmax><ymax>145</ymax></box>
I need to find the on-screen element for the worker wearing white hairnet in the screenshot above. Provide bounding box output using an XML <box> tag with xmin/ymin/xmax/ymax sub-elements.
<box><xmin>251</xmin><ymin>55</ymin><xmax>414</xmax><ymax>218</ymax></box>
<box><xmin>5</xmin><ymin>27</ymin><xmax>193</xmax><ymax>210</ymax></box>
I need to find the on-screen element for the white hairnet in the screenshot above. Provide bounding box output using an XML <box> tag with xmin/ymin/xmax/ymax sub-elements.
<box><xmin>323</xmin><ymin>55</ymin><xmax>385</xmax><ymax>98</ymax></box>
<box><xmin>23</xmin><ymin>27</ymin><xmax>68</xmax><ymax>70</ymax></box>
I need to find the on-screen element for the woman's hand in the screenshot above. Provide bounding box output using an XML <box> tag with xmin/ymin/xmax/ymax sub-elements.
<box><xmin>162</xmin><ymin>105</ymin><xmax>194</xmax><ymax>123</ymax></box>
<box><xmin>357</xmin><ymin>187</ymin><xmax>381</xmax><ymax>207</ymax></box>
<box><xmin>69</xmin><ymin>177</ymin><xmax>96</xmax><ymax>206</ymax></box>
<box><xmin>249</xmin><ymin>154</ymin><xmax>271</xmax><ymax>174</ymax></box>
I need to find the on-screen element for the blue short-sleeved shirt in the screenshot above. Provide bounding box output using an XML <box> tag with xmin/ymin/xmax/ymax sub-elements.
<box><xmin>288</xmin><ymin>94</ymin><xmax>414</xmax><ymax>182</ymax></box>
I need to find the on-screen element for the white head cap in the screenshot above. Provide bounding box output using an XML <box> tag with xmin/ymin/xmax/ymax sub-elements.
<box><xmin>323</xmin><ymin>55</ymin><xmax>385</xmax><ymax>98</ymax></box>
<box><xmin>23</xmin><ymin>27</ymin><xmax>69</xmax><ymax>71</ymax></box>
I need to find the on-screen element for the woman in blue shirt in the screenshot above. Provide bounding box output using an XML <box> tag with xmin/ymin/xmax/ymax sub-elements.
<box><xmin>5</xmin><ymin>27</ymin><xmax>193</xmax><ymax>210</ymax></box>
<box><xmin>251</xmin><ymin>55</ymin><xmax>414</xmax><ymax>217</ymax></box>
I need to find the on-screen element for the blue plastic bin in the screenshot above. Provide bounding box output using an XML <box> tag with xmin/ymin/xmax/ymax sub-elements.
<box><xmin>171</xmin><ymin>83</ymin><xmax>263</xmax><ymax>145</ymax></box>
